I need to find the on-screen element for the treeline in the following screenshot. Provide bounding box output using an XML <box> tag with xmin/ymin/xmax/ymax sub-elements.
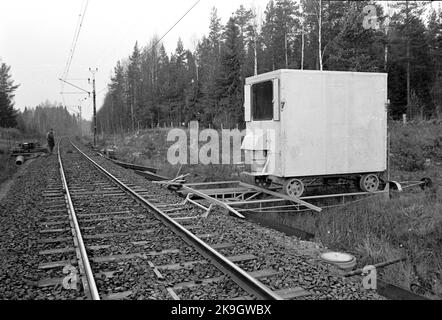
<box><xmin>16</xmin><ymin>101</ymin><xmax>86</xmax><ymax>137</ymax></box>
<box><xmin>95</xmin><ymin>0</ymin><xmax>441</xmax><ymax>133</ymax></box>
<box><xmin>1</xmin><ymin>60</ymin><xmax>88</xmax><ymax>137</ymax></box>
<box><xmin>0</xmin><ymin>62</ymin><xmax>19</xmax><ymax>128</ymax></box>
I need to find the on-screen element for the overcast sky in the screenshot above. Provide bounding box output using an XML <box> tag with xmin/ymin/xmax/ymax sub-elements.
<box><xmin>1</xmin><ymin>0</ymin><xmax>269</xmax><ymax>120</ymax></box>
<box><xmin>2</xmin><ymin>1</ymin><xmax>439</xmax><ymax>121</ymax></box>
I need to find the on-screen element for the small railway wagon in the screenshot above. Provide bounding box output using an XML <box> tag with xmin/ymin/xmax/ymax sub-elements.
<box><xmin>241</xmin><ymin>69</ymin><xmax>388</xmax><ymax>198</ymax></box>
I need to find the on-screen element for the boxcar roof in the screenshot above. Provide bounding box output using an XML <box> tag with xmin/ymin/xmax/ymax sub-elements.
<box><xmin>245</xmin><ymin>69</ymin><xmax>387</xmax><ymax>85</ymax></box>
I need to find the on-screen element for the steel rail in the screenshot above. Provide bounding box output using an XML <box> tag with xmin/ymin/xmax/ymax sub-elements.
<box><xmin>57</xmin><ymin>140</ymin><xmax>100</xmax><ymax>300</ymax></box>
<box><xmin>70</xmin><ymin>140</ymin><xmax>282</xmax><ymax>300</ymax></box>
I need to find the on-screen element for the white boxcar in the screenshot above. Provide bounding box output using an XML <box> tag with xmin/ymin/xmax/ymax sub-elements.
<box><xmin>241</xmin><ymin>69</ymin><xmax>388</xmax><ymax>198</ymax></box>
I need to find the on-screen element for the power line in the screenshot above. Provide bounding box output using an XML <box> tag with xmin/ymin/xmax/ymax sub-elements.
<box><xmin>62</xmin><ymin>0</ymin><xmax>89</xmax><ymax>81</ymax></box>
<box><xmin>145</xmin><ymin>0</ymin><xmax>201</xmax><ymax>54</ymax></box>
<box><xmin>62</xmin><ymin>9</ymin><xmax>82</xmax><ymax>80</ymax></box>
<box><xmin>60</xmin><ymin>0</ymin><xmax>89</xmax><ymax>112</ymax></box>
<box><xmin>95</xmin><ymin>0</ymin><xmax>201</xmax><ymax>95</ymax></box>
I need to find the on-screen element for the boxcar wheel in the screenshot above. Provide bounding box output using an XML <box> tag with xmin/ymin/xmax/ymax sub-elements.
<box><xmin>284</xmin><ymin>178</ymin><xmax>305</xmax><ymax>198</ymax></box>
<box><xmin>359</xmin><ymin>174</ymin><xmax>380</xmax><ymax>192</ymax></box>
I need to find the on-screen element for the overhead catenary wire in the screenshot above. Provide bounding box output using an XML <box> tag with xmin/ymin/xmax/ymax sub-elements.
<box><xmin>95</xmin><ymin>0</ymin><xmax>201</xmax><ymax>96</ymax></box>
<box><xmin>145</xmin><ymin>0</ymin><xmax>201</xmax><ymax>54</ymax></box>
<box><xmin>60</xmin><ymin>0</ymin><xmax>89</xmax><ymax>110</ymax></box>
<box><xmin>61</xmin><ymin>0</ymin><xmax>89</xmax><ymax>81</ymax></box>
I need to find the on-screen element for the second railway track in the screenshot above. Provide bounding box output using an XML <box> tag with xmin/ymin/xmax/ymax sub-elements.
<box><xmin>35</xmin><ymin>138</ymin><xmax>383</xmax><ymax>300</ymax></box>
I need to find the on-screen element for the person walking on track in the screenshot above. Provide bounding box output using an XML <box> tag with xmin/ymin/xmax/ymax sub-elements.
<box><xmin>47</xmin><ymin>129</ymin><xmax>55</xmax><ymax>154</ymax></box>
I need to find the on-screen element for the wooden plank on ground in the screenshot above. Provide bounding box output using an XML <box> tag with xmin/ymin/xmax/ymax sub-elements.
<box><xmin>239</xmin><ymin>182</ymin><xmax>322</xmax><ymax>213</ymax></box>
<box><xmin>39</xmin><ymin>247</ymin><xmax>75</xmax><ymax>255</ymax></box>
<box><xmin>39</xmin><ymin>228</ymin><xmax>70</xmax><ymax>234</ymax></box>
<box><xmin>274</xmin><ymin>287</ymin><xmax>311</xmax><ymax>299</ymax></box>
<box><xmin>248</xmin><ymin>269</ymin><xmax>280</xmax><ymax>279</ymax></box>
<box><xmin>40</xmin><ymin>220</ymin><xmax>69</xmax><ymax>227</ymax></box>
<box><xmin>171</xmin><ymin>269</ymin><xmax>276</xmax><ymax>290</ymax></box>
<box><xmin>103</xmin><ymin>291</ymin><xmax>133</xmax><ymax>300</ymax></box>
<box><xmin>156</xmin><ymin>254</ymin><xmax>256</xmax><ymax>271</ymax></box>
<box><xmin>228</xmin><ymin>254</ymin><xmax>257</xmax><ymax>263</ymax></box>
<box><xmin>134</xmin><ymin>170</ymin><xmax>169</xmax><ymax>181</ymax></box>
<box><xmin>38</xmin><ymin>237</ymin><xmax>72</xmax><ymax>244</ymax></box>
<box><xmin>91</xmin><ymin>253</ymin><xmax>145</xmax><ymax>263</ymax></box>
<box><xmin>38</xmin><ymin>260</ymin><xmax>76</xmax><ymax>270</ymax></box>
<box><xmin>37</xmin><ymin>277</ymin><xmax>63</xmax><ymax>287</ymax></box>
<box><xmin>172</xmin><ymin>276</ymin><xmax>224</xmax><ymax>290</ymax></box>
<box><xmin>173</xmin><ymin>216</ymin><xmax>199</xmax><ymax>222</ymax></box>
<box><xmin>211</xmin><ymin>243</ymin><xmax>234</xmax><ymax>250</ymax></box>
<box><xmin>87</xmin><ymin>245</ymin><xmax>112</xmax><ymax>251</ymax></box>
<box><xmin>76</xmin><ymin>211</ymin><xmax>132</xmax><ymax>217</ymax></box>
<box><xmin>83</xmin><ymin>229</ymin><xmax>154</xmax><ymax>240</ymax></box>
<box><xmin>111</xmin><ymin>160</ymin><xmax>158</xmax><ymax>173</ymax></box>
<box><xmin>167</xmin><ymin>288</ymin><xmax>180</xmax><ymax>300</ymax></box>
<box><xmin>156</xmin><ymin>260</ymin><xmax>206</xmax><ymax>271</ymax></box>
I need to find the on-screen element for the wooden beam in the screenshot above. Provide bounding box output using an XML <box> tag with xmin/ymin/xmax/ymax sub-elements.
<box><xmin>182</xmin><ymin>185</ymin><xmax>245</xmax><ymax>219</ymax></box>
<box><xmin>239</xmin><ymin>182</ymin><xmax>322</xmax><ymax>212</ymax></box>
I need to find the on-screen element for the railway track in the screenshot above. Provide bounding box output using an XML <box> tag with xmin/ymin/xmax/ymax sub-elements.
<box><xmin>36</xmin><ymin>139</ymin><xmax>316</xmax><ymax>300</ymax></box>
<box><xmin>33</xmin><ymin>138</ymin><xmax>384</xmax><ymax>300</ymax></box>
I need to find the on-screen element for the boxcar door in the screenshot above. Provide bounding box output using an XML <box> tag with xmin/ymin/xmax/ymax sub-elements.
<box><xmin>243</xmin><ymin>78</ymin><xmax>281</xmax><ymax>176</ymax></box>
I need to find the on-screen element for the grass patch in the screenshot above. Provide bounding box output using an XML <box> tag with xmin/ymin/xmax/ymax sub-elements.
<box><xmin>273</xmin><ymin>190</ymin><xmax>441</xmax><ymax>295</ymax></box>
<box><xmin>390</xmin><ymin>122</ymin><xmax>442</xmax><ymax>171</ymax></box>
<box><xmin>96</xmin><ymin>129</ymin><xmax>247</xmax><ymax>181</ymax></box>
<box><xmin>0</xmin><ymin>153</ymin><xmax>18</xmax><ymax>185</ymax></box>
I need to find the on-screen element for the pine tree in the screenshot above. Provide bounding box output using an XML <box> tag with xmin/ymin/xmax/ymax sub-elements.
<box><xmin>169</xmin><ymin>38</ymin><xmax>187</xmax><ymax>125</ymax></box>
<box><xmin>261</xmin><ymin>0</ymin><xmax>278</xmax><ymax>71</ymax></box>
<box><xmin>127</xmin><ymin>42</ymin><xmax>142</xmax><ymax>131</ymax></box>
<box><xmin>195</xmin><ymin>36</ymin><xmax>214</xmax><ymax>125</ymax></box>
<box><xmin>140</xmin><ymin>37</ymin><xmax>161</xmax><ymax>129</ymax></box>
<box><xmin>195</xmin><ymin>8</ymin><xmax>225</xmax><ymax>127</ymax></box>
<box><xmin>217</xmin><ymin>17</ymin><xmax>243</xmax><ymax>127</ymax></box>
<box><xmin>261</xmin><ymin>0</ymin><xmax>301</xmax><ymax>71</ymax></box>
<box><xmin>388</xmin><ymin>1</ymin><xmax>433</xmax><ymax>119</ymax></box>
<box><xmin>110</xmin><ymin>61</ymin><xmax>128</xmax><ymax>131</ymax></box>
<box><xmin>209</xmin><ymin>7</ymin><xmax>223</xmax><ymax>56</ymax></box>
<box><xmin>183</xmin><ymin>50</ymin><xmax>200</xmax><ymax>123</ymax></box>
<box><xmin>325</xmin><ymin>1</ymin><xmax>385</xmax><ymax>72</ymax></box>
<box><xmin>234</xmin><ymin>5</ymin><xmax>257</xmax><ymax>78</ymax></box>
<box><xmin>428</xmin><ymin>8</ymin><xmax>442</xmax><ymax>117</ymax></box>
<box><xmin>157</xmin><ymin>44</ymin><xmax>171</xmax><ymax>126</ymax></box>
<box><xmin>0</xmin><ymin>62</ymin><xmax>19</xmax><ymax>128</ymax></box>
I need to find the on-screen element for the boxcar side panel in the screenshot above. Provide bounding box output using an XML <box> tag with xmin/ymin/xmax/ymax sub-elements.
<box><xmin>280</xmin><ymin>71</ymin><xmax>327</xmax><ymax>176</ymax></box>
<box><xmin>281</xmin><ymin>71</ymin><xmax>387</xmax><ymax>177</ymax></box>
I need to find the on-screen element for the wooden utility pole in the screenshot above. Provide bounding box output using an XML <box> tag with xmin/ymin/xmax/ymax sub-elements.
<box><xmin>78</xmin><ymin>97</ymin><xmax>87</xmax><ymax>137</ymax></box>
<box><xmin>132</xmin><ymin>83</ymin><xmax>136</xmax><ymax>132</ymax></box>
<box><xmin>384</xmin><ymin>2</ymin><xmax>390</xmax><ymax>72</ymax></box>
<box><xmin>318</xmin><ymin>0</ymin><xmax>323</xmax><ymax>71</ymax></box>
<box><xmin>301</xmin><ymin>19</ymin><xmax>305</xmax><ymax>70</ymax></box>
<box><xmin>285</xmin><ymin>31</ymin><xmax>288</xmax><ymax>68</ymax></box>
<box><xmin>252</xmin><ymin>6</ymin><xmax>258</xmax><ymax>76</ymax></box>
<box><xmin>89</xmin><ymin>68</ymin><xmax>98</xmax><ymax>147</ymax></box>
<box><xmin>406</xmin><ymin>39</ymin><xmax>411</xmax><ymax>117</ymax></box>
<box><xmin>405</xmin><ymin>1</ymin><xmax>411</xmax><ymax>119</ymax></box>
<box><xmin>254</xmin><ymin>36</ymin><xmax>258</xmax><ymax>75</ymax></box>
<box><xmin>77</xmin><ymin>105</ymin><xmax>82</xmax><ymax>136</ymax></box>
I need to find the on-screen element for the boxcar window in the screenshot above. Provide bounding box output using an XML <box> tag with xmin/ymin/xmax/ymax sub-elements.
<box><xmin>252</xmin><ymin>81</ymin><xmax>273</xmax><ymax>121</ymax></box>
